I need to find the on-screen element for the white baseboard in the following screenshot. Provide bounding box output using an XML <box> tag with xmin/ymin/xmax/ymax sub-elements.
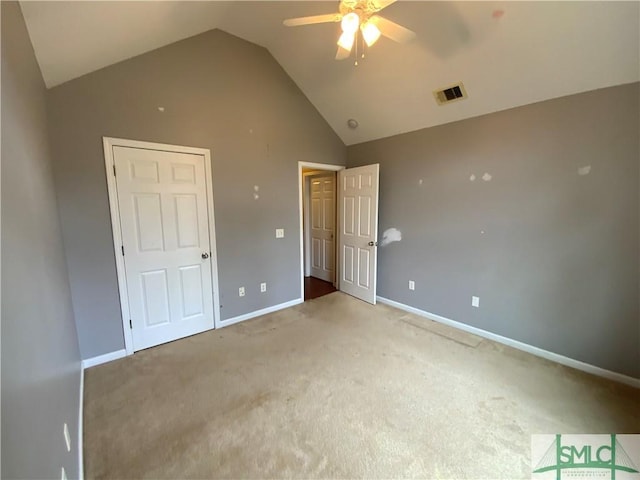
<box><xmin>377</xmin><ymin>296</ymin><xmax>640</xmax><ymax>389</ymax></box>
<box><xmin>81</xmin><ymin>349</ymin><xmax>127</xmax><ymax>369</ymax></box>
<box><xmin>79</xmin><ymin>299</ymin><xmax>305</xmax><ymax>368</ymax></box>
<box><xmin>220</xmin><ymin>298</ymin><xmax>304</xmax><ymax>328</ymax></box>
<box><xmin>78</xmin><ymin>366</ymin><xmax>84</xmax><ymax>480</ymax></box>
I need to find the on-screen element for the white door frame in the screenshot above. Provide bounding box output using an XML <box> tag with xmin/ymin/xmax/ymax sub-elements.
<box><xmin>103</xmin><ymin>137</ymin><xmax>221</xmax><ymax>355</ymax></box>
<box><xmin>298</xmin><ymin>162</ymin><xmax>344</xmax><ymax>298</ymax></box>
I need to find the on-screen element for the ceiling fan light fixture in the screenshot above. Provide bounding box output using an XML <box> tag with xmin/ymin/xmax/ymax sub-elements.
<box><xmin>341</xmin><ymin>12</ymin><xmax>360</xmax><ymax>34</ymax></box>
<box><xmin>283</xmin><ymin>0</ymin><xmax>415</xmax><ymax>64</ymax></box>
<box><xmin>337</xmin><ymin>31</ymin><xmax>355</xmax><ymax>51</ymax></box>
<box><xmin>361</xmin><ymin>21</ymin><xmax>381</xmax><ymax>46</ymax></box>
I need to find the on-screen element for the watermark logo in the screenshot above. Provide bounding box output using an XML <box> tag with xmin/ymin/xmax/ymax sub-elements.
<box><xmin>532</xmin><ymin>434</ymin><xmax>640</xmax><ymax>480</ymax></box>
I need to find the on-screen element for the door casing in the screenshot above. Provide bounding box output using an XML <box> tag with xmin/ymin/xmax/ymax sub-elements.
<box><xmin>104</xmin><ymin>137</ymin><xmax>221</xmax><ymax>356</ymax></box>
<box><xmin>298</xmin><ymin>162</ymin><xmax>344</xmax><ymax>297</ymax></box>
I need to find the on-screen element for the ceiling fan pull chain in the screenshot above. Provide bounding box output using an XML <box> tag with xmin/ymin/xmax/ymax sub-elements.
<box><xmin>362</xmin><ymin>33</ymin><xmax>366</xmax><ymax>59</ymax></box>
<box><xmin>355</xmin><ymin>30</ymin><xmax>359</xmax><ymax>66</ymax></box>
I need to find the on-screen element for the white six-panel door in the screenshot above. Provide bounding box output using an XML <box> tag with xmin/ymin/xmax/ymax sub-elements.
<box><xmin>113</xmin><ymin>146</ymin><xmax>215</xmax><ymax>351</ymax></box>
<box><xmin>310</xmin><ymin>173</ymin><xmax>336</xmax><ymax>283</ymax></box>
<box><xmin>338</xmin><ymin>164</ymin><xmax>380</xmax><ymax>304</ymax></box>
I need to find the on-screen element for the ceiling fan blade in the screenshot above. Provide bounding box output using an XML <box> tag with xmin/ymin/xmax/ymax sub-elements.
<box><xmin>283</xmin><ymin>13</ymin><xmax>341</xmax><ymax>27</ymax></box>
<box><xmin>335</xmin><ymin>46</ymin><xmax>351</xmax><ymax>60</ymax></box>
<box><xmin>371</xmin><ymin>0</ymin><xmax>398</xmax><ymax>12</ymax></box>
<box><xmin>372</xmin><ymin>15</ymin><xmax>416</xmax><ymax>43</ymax></box>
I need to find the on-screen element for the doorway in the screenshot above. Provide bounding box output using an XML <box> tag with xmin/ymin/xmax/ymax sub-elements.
<box><xmin>299</xmin><ymin>163</ymin><xmax>343</xmax><ymax>301</ymax></box>
<box><xmin>298</xmin><ymin>161</ymin><xmax>381</xmax><ymax>304</ymax></box>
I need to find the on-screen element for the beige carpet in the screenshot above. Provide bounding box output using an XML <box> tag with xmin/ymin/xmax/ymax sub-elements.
<box><xmin>84</xmin><ymin>292</ymin><xmax>639</xmax><ymax>479</ymax></box>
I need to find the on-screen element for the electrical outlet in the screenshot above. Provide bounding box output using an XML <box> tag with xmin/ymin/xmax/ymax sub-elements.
<box><xmin>260</xmin><ymin>282</ymin><xmax>267</xmax><ymax>293</ymax></box>
<box><xmin>408</xmin><ymin>280</ymin><xmax>415</xmax><ymax>291</ymax></box>
<box><xmin>239</xmin><ymin>287</ymin><xmax>245</xmax><ymax>297</ymax></box>
<box><xmin>275</xmin><ymin>228</ymin><xmax>284</xmax><ymax>238</ymax></box>
<box><xmin>472</xmin><ymin>296</ymin><xmax>480</xmax><ymax>308</ymax></box>
<box><xmin>63</xmin><ymin>423</ymin><xmax>71</xmax><ymax>452</ymax></box>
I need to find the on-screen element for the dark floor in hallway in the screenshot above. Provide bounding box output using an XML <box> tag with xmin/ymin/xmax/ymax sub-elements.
<box><xmin>304</xmin><ymin>276</ymin><xmax>336</xmax><ymax>300</ymax></box>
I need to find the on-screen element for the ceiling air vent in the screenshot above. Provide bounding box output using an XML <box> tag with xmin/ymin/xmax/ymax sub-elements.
<box><xmin>433</xmin><ymin>82</ymin><xmax>468</xmax><ymax>106</ymax></box>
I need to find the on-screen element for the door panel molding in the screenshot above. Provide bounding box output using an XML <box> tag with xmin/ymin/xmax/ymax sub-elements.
<box><xmin>103</xmin><ymin>137</ymin><xmax>221</xmax><ymax>355</ymax></box>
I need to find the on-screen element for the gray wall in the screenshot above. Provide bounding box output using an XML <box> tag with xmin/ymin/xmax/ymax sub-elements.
<box><xmin>348</xmin><ymin>83</ymin><xmax>640</xmax><ymax>378</ymax></box>
<box><xmin>1</xmin><ymin>2</ymin><xmax>82</xmax><ymax>478</ymax></box>
<box><xmin>47</xmin><ymin>29</ymin><xmax>346</xmax><ymax>360</ymax></box>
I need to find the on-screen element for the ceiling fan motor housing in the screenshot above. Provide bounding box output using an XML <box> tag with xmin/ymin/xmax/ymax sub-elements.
<box><xmin>339</xmin><ymin>0</ymin><xmax>381</xmax><ymax>22</ymax></box>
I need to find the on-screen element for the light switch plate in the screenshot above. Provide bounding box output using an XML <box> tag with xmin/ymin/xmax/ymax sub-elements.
<box><xmin>472</xmin><ymin>296</ymin><xmax>480</xmax><ymax>308</ymax></box>
<box><xmin>276</xmin><ymin>228</ymin><xmax>284</xmax><ymax>238</ymax></box>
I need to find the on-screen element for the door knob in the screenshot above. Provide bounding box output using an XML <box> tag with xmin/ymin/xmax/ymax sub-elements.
<box><xmin>368</xmin><ymin>241</ymin><xmax>378</xmax><ymax>247</ymax></box>
<box><xmin>201</xmin><ymin>252</ymin><xmax>209</xmax><ymax>259</ymax></box>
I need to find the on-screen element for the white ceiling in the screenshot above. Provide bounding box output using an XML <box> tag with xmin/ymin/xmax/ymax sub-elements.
<box><xmin>20</xmin><ymin>1</ymin><xmax>640</xmax><ymax>145</ymax></box>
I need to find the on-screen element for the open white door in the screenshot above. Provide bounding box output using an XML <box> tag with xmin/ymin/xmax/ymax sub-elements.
<box><xmin>338</xmin><ymin>164</ymin><xmax>379</xmax><ymax>304</ymax></box>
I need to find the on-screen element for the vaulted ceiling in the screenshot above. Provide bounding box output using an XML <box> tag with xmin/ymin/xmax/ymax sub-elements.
<box><xmin>20</xmin><ymin>1</ymin><xmax>640</xmax><ymax>145</ymax></box>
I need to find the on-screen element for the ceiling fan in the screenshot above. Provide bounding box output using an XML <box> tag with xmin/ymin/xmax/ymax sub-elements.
<box><xmin>283</xmin><ymin>0</ymin><xmax>416</xmax><ymax>61</ymax></box>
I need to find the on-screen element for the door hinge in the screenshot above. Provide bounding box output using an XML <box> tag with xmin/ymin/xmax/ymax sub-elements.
<box><xmin>129</xmin><ymin>319</ymin><xmax>132</xmax><ymax>329</ymax></box>
<box><xmin>121</xmin><ymin>245</ymin><xmax>125</xmax><ymax>256</ymax></box>
<box><xmin>113</xmin><ymin>165</ymin><xmax>116</xmax><ymax>176</ymax></box>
